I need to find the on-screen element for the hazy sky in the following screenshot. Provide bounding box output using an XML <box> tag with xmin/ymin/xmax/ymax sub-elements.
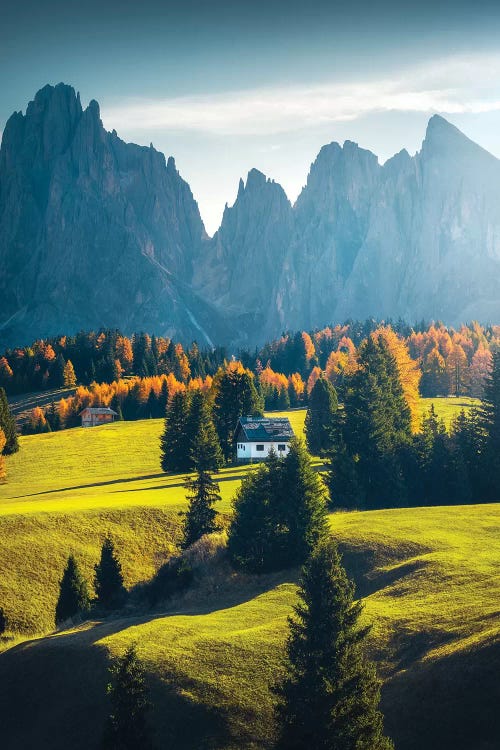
<box><xmin>3</xmin><ymin>0</ymin><xmax>500</xmax><ymax>233</ymax></box>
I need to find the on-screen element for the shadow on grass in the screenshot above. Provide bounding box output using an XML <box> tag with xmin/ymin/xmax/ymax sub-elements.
<box><xmin>0</xmin><ymin>568</ymin><xmax>295</xmax><ymax>750</ymax></box>
<box><xmin>382</xmin><ymin>635</ymin><xmax>500</xmax><ymax>750</ymax></box>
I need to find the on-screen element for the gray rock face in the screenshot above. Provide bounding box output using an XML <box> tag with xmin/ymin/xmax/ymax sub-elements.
<box><xmin>2</xmin><ymin>86</ymin><xmax>500</xmax><ymax>350</ymax></box>
<box><xmin>0</xmin><ymin>83</ymin><xmax>228</xmax><ymax>348</ymax></box>
<box><xmin>193</xmin><ymin>168</ymin><xmax>294</xmax><ymax>338</ymax></box>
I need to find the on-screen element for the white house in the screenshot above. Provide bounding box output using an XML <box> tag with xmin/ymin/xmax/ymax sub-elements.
<box><xmin>80</xmin><ymin>407</ymin><xmax>118</xmax><ymax>427</ymax></box>
<box><xmin>235</xmin><ymin>416</ymin><xmax>294</xmax><ymax>461</ymax></box>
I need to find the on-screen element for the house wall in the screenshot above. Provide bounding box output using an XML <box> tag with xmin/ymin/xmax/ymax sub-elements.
<box><xmin>81</xmin><ymin>412</ymin><xmax>115</xmax><ymax>427</ymax></box>
<box><xmin>236</xmin><ymin>441</ymin><xmax>290</xmax><ymax>461</ymax></box>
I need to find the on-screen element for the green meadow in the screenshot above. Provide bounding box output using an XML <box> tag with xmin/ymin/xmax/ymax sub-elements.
<box><xmin>0</xmin><ymin>396</ymin><xmax>497</xmax><ymax>750</ymax></box>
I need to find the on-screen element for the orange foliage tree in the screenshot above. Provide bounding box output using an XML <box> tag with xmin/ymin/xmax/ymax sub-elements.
<box><xmin>372</xmin><ymin>327</ymin><xmax>421</xmax><ymax>431</ymax></box>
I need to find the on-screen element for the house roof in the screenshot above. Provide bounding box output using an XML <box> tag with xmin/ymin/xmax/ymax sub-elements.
<box><xmin>79</xmin><ymin>407</ymin><xmax>118</xmax><ymax>416</ymax></box>
<box><xmin>236</xmin><ymin>416</ymin><xmax>294</xmax><ymax>442</ymax></box>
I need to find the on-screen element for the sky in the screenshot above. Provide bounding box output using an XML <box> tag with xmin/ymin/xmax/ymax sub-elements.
<box><xmin>3</xmin><ymin>0</ymin><xmax>500</xmax><ymax>233</ymax></box>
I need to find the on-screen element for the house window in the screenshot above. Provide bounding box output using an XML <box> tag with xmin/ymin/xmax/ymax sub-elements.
<box><xmin>278</xmin><ymin>444</ymin><xmax>286</xmax><ymax>451</ymax></box>
<box><xmin>256</xmin><ymin>444</ymin><xmax>264</xmax><ymax>451</ymax></box>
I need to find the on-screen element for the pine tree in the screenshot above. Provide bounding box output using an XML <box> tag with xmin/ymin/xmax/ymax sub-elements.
<box><xmin>63</xmin><ymin>359</ymin><xmax>77</xmax><ymax>387</ymax></box>
<box><xmin>342</xmin><ymin>337</ymin><xmax>411</xmax><ymax>508</ymax></box>
<box><xmin>227</xmin><ymin>457</ymin><xmax>283</xmax><ymax>573</ymax></box>
<box><xmin>274</xmin><ymin>539</ymin><xmax>394</xmax><ymax>750</ymax></box>
<box><xmin>327</xmin><ymin>435</ymin><xmax>363</xmax><ymax>509</ymax></box>
<box><xmin>479</xmin><ymin>349</ymin><xmax>500</xmax><ymax>501</ymax></box>
<box><xmin>279</xmin><ymin>439</ymin><xmax>329</xmax><ymax>567</ymax></box>
<box><xmin>305</xmin><ymin>376</ymin><xmax>339</xmax><ymax>455</ymax></box>
<box><xmin>228</xmin><ymin>442</ymin><xmax>328</xmax><ymax>572</ymax></box>
<box><xmin>94</xmin><ymin>538</ymin><xmax>127</xmax><ymax>610</ymax></box>
<box><xmin>186</xmin><ymin>390</ymin><xmax>223</xmax><ymax>471</ymax></box>
<box><xmin>160</xmin><ymin>390</ymin><xmax>191</xmax><ymax>473</ymax></box>
<box><xmin>182</xmin><ymin>428</ymin><xmax>221</xmax><ymax>549</ymax></box>
<box><xmin>55</xmin><ymin>555</ymin><xmax>90</xmax><ymax>625</ymax></box>
<box><xmin>213</xmin><ymin>367</ymin><xmax>263</xmax><ymax>461</ymax></box>
<box><xmin>102</xmin><ymin>645</ymin><xmax>154</xmax><ymax>750</ymax></box>
<box><xmin>0</xmin><ymin>387</ymin><xmax>19</xmax><ymax>454</ymax></box>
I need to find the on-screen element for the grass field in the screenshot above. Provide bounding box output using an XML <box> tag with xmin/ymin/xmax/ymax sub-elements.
<box><xmin>0</xmin><ymin>398</ymin><xmax>497</xmax><ymax>749</ymax></box>
<box><xmin>0</xmin><ymin>399</ymin><xmax>478</xmax><ymax>633</ymax></box>
<box><xmin>0</xmin><ymin>504</ymin><xmax>497</xmax><ymax>750</ymax></box>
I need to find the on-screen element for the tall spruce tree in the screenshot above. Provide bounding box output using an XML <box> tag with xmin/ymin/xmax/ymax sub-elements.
<box><xmin>274</xmin><ymin>539</ymin><xmax>394</xmax><ymax>750</ymax></box>
<box><xmin>327</xmin><ymin>434</ymin><xmax>363</xmax><ymax>510</ymax></box>
<box><xmin>160</xmin><ymin>390</ymin><xmax>191</xmax><ymax>473</ymax></box>
<box><xmin>213</xmin><ymin>367</ymin><xmax>263</xmax><ymax>461</ymax></box>
<box><xmin>227</xmin><ymin>452</ymin><xmax>284</xmax><ymax>573</ymax></box>
<box><xmin>102</xmin><ymin>645</ymin><xmax>154</xmax><ymax>750</ymax></box>
<box><xmin>280</xmin><ymin>439</ymin><xmax>329</xmax><ymax>567</ymax></box>
<box><xmin>342</xmin><ymin>336</ymin><xmax>411</xmax><ymax>508</ymax></box>
<box><xmin>0</xmin><ymin>387</ymin><xmax>19</xmax><ymax>455</ymax></box>
<box><xmin>55</xmin><ymin>555</ymin><xmax>90</xmax><ymax>625</ymax></box>
<box><xmin>182</xmin><ymin>423</ymin><xmax>223</xmax><ymax>548</ymax></box>
<box><xmin>186</xmin><ymin>390</ymin><xmax>223</xmax><ymax>471</ymax></box>
<box><xmin>94</xmin><ymin>538</ymin><xmax>127</xmax><ymax>610</ymax></box>
<box><xmin>479</xmin><ymin>349</ymin><xmax>500</xmax><ymax>500</ymax></box>
<box><xmin>305</xmin><ymin>376</ymin><xmax>339</xmax><ymax>455</ymax></box>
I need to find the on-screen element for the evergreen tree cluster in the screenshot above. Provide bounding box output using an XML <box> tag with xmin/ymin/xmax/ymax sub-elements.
<box><xmin>55</xmin><ymin>537</ymin><xmax>126</xmax><ymax>625</ymax></box>
<box><xmin>0</xmin><ymin>387</ymin><xmax>19</xmax><ymax>455</ymax></box>
<box><xmin>305</xmin><ymin>376</ymin><xmax>339</xmax><ymax>455</ymax></box>
<box><xmin>327</xmin><ymin>338</ymin><xmax>500</xmax><ymax>510</ymax></box>
<box><xmin>161</xmin><ymin>390</ymin><xmax>223</xmax><ymax>473</ymax></box>
<box><xmin>0</xmin><ymin>329</ymin><xmax>228</xmax><ymax>396</ymax></box>
<box><xmin>228</xmin><ymin>440</ymin><xmax>328</xmax><ymax>573</ymax></box>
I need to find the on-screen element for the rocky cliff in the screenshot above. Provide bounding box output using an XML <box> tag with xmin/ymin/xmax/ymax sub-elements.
<box><xmin>0</xmin><ymin>83</ymin><xmax>229</xmax><ymax>348</ymax></box>
<box><xmin>2</xmin><ymin>85</ymin><xmax>500</xmax><ymax>349</ymax></box>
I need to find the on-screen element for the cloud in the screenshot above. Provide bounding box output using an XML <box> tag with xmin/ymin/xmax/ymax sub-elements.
<box><xmin>100</xmin><ymin>54</ymin><xmax>500</xmax><ymax>137</ymax></box>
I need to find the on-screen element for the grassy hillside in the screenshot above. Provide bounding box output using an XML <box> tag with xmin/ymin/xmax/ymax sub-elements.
<box><xmin>0</xmin><ymin>399</ymin><xmax>478</xmax><ymax>633</ymax></box>
<box><xmin>0</xmin><ymin>504</ymin><xmax>498</xmax><ymax>750</ymax></box>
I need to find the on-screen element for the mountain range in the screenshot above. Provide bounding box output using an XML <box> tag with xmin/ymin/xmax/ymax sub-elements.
<box><xmin>2</xmin><ymin>83</ymin><xmax>500</xmax><ymax>349</ymax></box>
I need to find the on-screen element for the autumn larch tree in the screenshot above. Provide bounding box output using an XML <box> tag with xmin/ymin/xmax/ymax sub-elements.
<box><xmin>305</xmin><ymin>376</ymin><xmax>339</xmax><ymax>455</ymax></box>
<box><xmin>94</xmin><ymin>537</ymin><xmax>127</xmax><ymax>610</ymax></box>
<box><xmin>0</xmin><ymin>388</ymin><xmax>19</xmax><ymax>455</ymax></box>
<box><xmin>274</xmin><ymin>539</ymin><xmax>394</xmax><ymax>750</ymax></box>
<box><xmin>55</xmin><ymin>554</ymin><xmax>91</xmax><ymax>625</ymax></box>
<box><xmin>63</xmin><ymin>359</ymin><xmax>77</xmax><ymax>387</ymax></box>
<box><xmin>102</xmin><ymin>644</ymin><xmax>154</xmax><ymax>750</ymax></box>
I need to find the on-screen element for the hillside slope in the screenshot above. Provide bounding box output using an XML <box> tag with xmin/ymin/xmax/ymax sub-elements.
<box><xmin>0</xmin><ymin>505</ymin><xmax>498</xmax><ymax>750</ymax></box>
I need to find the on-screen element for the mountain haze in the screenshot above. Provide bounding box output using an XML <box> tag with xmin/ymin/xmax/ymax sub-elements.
<box><xmin>2</xmin><ymin>84</ymin><xmax>500</xmax><ymax>348</ymax></box>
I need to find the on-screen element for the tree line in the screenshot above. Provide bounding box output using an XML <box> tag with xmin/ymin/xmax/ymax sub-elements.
<box><xmin>303</xmin><ymin>336</ymin><xmax>500</xmax><ymax>508</ymax></box>
<box><xmin>3</xmin><ymin>320</ymin><xmax>498</xmax><ymax>410</ymax></box>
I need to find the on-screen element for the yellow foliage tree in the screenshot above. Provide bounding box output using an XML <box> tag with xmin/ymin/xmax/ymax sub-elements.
<box><xmin>372</xmin><ymin>326</ymin><xmax>421</xmax><ymax>431</ymax></box>
<box><xmin>63</xmin><ymin>359</ymin><xmax>77</xmax><ymax>387</ymax></box>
